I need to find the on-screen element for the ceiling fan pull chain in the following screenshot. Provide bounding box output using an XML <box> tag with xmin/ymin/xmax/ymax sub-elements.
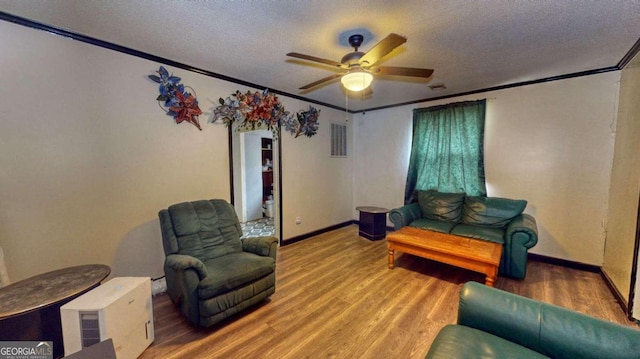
<box><xmin>345</xmin><ymin>90</ymin><xmax>349</xmax><ymax>120</ymax></box>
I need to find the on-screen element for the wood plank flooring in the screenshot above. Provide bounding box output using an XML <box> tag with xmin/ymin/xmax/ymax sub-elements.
<box><xmin>140</xmin><ymin>225</ymin><xmax>636</xmax><ymax>359</ymax></box>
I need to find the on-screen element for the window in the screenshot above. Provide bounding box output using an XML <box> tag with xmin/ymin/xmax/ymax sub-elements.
<box><xmin>404</xmin><ymin>100</ymin><xmax>486</xmax><ymax>203</ymax></box>
<box><xmin>331</xmin><ymin>122</ymin><xmax>347</xmax><ymax>157</ymax></box>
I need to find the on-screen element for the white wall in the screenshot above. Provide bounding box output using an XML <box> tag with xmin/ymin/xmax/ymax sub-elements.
<box><xmin>0</xmin><ymin>20</ymin><xmax>354</xmax><ymax>281</ymax></box>
<box><xmin>280</xmin><ymin>106</ymin><xmax>354</xmax><ymax>239</ymax></box>
<box><xmin>605</xmin><ymin>52</ymin><xmax>640</xmax><ymax>307</ymax></box>
<box><xmin>353</xmin><ymin>72</ymin><xmax>621</xmax><ymax>265</ymax></box>
<box><xmin>352</xmin><ymin>107</ymin><xmax>413</xmax><ymax>212</ymax></box>
<box><xmin>0</xmin><ymin>21</ymin><xmax>230</xmax><ymax>280</ymax></box>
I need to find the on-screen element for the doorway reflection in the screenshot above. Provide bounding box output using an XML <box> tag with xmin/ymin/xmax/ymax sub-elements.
<box><xmin>231</xmin><ymin>129</ymin><xmax>278</xmax><ymax>240</ymax></box>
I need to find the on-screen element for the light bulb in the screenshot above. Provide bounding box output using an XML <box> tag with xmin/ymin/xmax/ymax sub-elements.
<box><xmin>341</xmin><ymin>70</ymin><xmax>373</xmax><ymax>92</ymax></box>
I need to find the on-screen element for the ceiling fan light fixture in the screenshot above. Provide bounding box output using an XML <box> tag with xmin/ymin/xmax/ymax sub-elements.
<box><xmin>341</xmin><ymin>70</ymin><xmax>373</xmax><ymax>92</ymax></box>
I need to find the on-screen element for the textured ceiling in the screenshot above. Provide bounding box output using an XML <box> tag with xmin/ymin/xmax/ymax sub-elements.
<box><xmin>1</xmin><ymin>0</ymin><xmax>639</xmax><ymax>112</ymax></box>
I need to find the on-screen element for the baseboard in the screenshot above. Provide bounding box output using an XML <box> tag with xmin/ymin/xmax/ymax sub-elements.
<box><xmin>527</xmin><ymin>253</ymin><xmax>600</xmax><ymax>273</ymax></box>
<box><xmin>601</xmin><ymin>269</ymin><xmax>630</xmax><ymax>316</ymax></box>
<box><xmin>281</xmin><ymin>221</ymin><xmax>356</xmax><ymax>246</ymax></box>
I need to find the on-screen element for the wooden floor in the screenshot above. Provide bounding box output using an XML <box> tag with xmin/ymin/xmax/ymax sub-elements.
<box><xmin>140</xmin><ymin>225</ymin><xmax>636</xmax><ymax>359</ymax></box>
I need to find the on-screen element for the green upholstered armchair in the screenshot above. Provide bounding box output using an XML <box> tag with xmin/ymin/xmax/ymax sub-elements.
<box><xmin>159</xmin><ymin>199</ymin><xmax>277</xmax><ymax>327</ymax></box>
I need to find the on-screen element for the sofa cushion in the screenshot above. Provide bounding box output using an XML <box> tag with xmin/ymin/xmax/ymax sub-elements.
<box><xmin>451</xmin><ymin>224</ymin><xmax>505</xmax><ymax>244</ymax></box>
<box><xmin>425</xmin><ymin>325</ymin><xmax>549</xmax><ymax>359</ymax></box>
<box><xmin>409</xmin><ymin>218</ymin><xmax>457</xmax><ymax>234</ymax></box>
<box><xmin>198</xmin><ymin>252</ymin><xmax>275</xmax><ymax>299</ymax></box>
<box><xmin>418</xmin><ymin>190</ymin><xmax>466</xmax><ymax>222</ymax></box>
<box><xmin>461</xmin><ymin>196</ymin><xmax>527</xmax><ymax>228</ymax></box>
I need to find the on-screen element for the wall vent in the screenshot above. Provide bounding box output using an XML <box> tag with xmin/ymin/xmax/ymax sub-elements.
<box><xmin>331</xmin><ymin>123</ymin><xmax>347</xmax><ymax>157</ymax></box>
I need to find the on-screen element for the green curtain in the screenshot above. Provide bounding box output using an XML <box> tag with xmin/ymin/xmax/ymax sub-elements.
<box><xmin>404</xmin><ymin>99</ymin><xmax>486</xmax><ymax>203</ymax></box>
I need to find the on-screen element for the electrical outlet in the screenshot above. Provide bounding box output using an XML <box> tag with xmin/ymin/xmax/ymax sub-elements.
<box><xmin>295</xmin><ymin>217</ymin><xmax>301</xmax><ymax>225</ymax></box>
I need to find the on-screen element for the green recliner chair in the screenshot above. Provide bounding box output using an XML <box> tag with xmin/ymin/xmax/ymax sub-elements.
<box><xmin>159</xmin><ymin>199</ymin><xmax>277</xmax><ymax>327</ymax></box>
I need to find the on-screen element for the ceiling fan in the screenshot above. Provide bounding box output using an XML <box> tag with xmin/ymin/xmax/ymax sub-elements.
<box><xmin>286</xmin><ymin>33</ymin><xmax>434</xmax><ymax>92</ymax></box>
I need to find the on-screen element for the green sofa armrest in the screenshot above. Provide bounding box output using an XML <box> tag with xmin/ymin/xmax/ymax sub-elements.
<box><xmin>456</xmin><ymin>282</ymin><xmax>640</xmax><ymax>359</ymax></box>
<box><xmin>389</xmin><ymin>203</ymin><xmax>422</xmax><ymax>230</ymax></box>
<box><xmin>505</xmin><ymin>214</ymin><xmax>538</xmax><ymax>248</ymax></box>
<box><xmin>503</xmin><ymin>214</ymin><xmax>538</xmax><ymax>279</ymax></box>
<box><xmin>242</xmin><ymin>236</ymin><xmax>278</xmax><ymax>259</ymax></box>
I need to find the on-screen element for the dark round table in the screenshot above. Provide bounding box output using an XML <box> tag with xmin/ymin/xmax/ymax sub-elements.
<box><xmin>0</xmin><ymin>264</ymin><xmax>111</xmax><ymax>358</ymax></box>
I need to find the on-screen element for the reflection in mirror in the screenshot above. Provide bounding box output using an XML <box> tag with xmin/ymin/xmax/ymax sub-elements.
<box><xmin>230</xmin><ymin>128</ymin><xmax>280</xmax><ymax>242</ymax></box>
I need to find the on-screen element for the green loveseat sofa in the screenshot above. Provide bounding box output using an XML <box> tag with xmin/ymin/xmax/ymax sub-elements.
<box><xmin>425</xmin><ymin>282</ymin><xmax>640</xmax><ymax>358</ymax></box>
<box><xmin>159</xmin><ymin>199</ymin><xmax>277</xmax><ymax>327</ymax></box>
<box><xmin>389</xmin><ymin>190</ymin><xmax>537</xmax><ymax>279</ymax></box>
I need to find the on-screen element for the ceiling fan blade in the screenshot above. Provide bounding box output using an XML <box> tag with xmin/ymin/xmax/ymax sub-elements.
<box><xmin>286</xmin><ymin>52</ymin><xmax>345</xmax><ymax>68</ymax></box>
<box><xmin>374</xmin><ymin>66</ymin><xmax>434</xmax><ymax>78</ymax></box>
<box><xmin>358</xmin><ymin>33</ymin><xmax>407</xmax><ymax>66</ymax></box>
<box><xmin>299</xmin><ymin>73</ymin><xmax>344</xmax><ymax>90</ymax></box>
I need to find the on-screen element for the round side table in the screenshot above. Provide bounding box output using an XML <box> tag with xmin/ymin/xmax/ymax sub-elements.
<box><xmin>0</xmin><ymin>264</ymin><xmax>111</xmax><ymax>358</ymax></box>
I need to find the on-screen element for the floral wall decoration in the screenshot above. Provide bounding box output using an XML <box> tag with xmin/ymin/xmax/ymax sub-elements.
<box><xmin>213</xmin><ymin>89</ymin><xmax>320</xmax><ymax>139</ymax></box>
<box><xmin>283</xmin><ymin>106</ymin><xmax>320</xmax><ymax>138</ymax></box>
<box><xmin>213</xmin><ymin>89</ymin><xmax>289</xmax><ymax>136</ymax></box>
<box><xmin>148</xmin><ymin>66</ymin><xmax>203</xmax><ymax>130</ymax></box>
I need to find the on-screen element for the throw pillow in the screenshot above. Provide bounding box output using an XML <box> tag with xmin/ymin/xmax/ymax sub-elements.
<box><xmin>461</xmin><ymin>196</ymin><xmax>527</xmax><ymax>228</ymax></box>
<box><xmin>417</xmin><ymin>190</ymin><xmax>466</xmax><ymax>222</ymax></box>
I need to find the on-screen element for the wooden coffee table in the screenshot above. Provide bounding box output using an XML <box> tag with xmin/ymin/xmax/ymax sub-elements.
<box><xmin>387</xmin><ymin>226</ymin><xmax>502</xmax><ymax>287</ymax></box>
